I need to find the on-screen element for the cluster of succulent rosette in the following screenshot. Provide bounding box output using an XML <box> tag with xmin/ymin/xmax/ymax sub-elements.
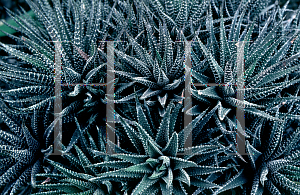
<box><xmin>0</xmin><ymin>0</ymin><xmax>300</xmax><ymax>194</ymax></box>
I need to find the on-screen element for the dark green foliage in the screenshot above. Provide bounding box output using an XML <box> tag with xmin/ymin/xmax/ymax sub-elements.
<box><xmin>88</xmin><ymin>100</ymin><xmax>233</xmax><ymax>194</ymax></box>
<box><xmin>189</xmin><ymin>0</ymin><xmax>300</xmax><ymax>160</ymax></box>
<box><xmin>0</xmin><ymin>0</ymin><xmax>109</xmax><ymax>129</ymax></box>
<box><xmin>0</xmin><ymin>0</ymin><xmax>299</xmax><ymax>195</ymax></box>
<box><xmin>31</xmin><ymin>123</ymin><xmax>123</xmax><ymax>195</ymax></box>
<box><xmin>0</xmin><ymin>101</ymin><xmax>53</xmax><ymax>194</ymax></box>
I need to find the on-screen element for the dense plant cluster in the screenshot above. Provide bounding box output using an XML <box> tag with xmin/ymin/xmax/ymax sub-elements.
<box><xmin>0</xmin><ymin>0</ymin><xmax>300</xmax><ymax>194</ymax></box>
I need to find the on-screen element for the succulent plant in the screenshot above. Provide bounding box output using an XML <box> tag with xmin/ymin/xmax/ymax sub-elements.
<box><xmin>249</xmin><ymin>125</ymin><xmax>300</xmax><ymax>195</ymax></box>
<box><xmin>189</xmin><ymin>0</ymin><xmax>300</xmax><ymax>148</ymax></box>
<box><xmin>208</xmin><ymin>102</ymin><xmax>300</xmax><ymax>195</ymax></box>
<box><xmin>0</xmin><ymin>0</ymin><xmax>114</xmax><ymax>129</ymax></box>
<box><xmin>84</xmin><ymin>97</ymin><xmax>240</xmax><ymax>195</ymax></box>
<box><xmin>0</xmin><ymin>0</ymin><xmax>300</xmax><ymax>194</ymax></box>
<box><xmin>0</xmin><ymin>101</ymin><xmax>53</xmax><ymax>195</ymax></box>
<box><xmin>247</xmin><ymin>119</ymin><xmax>300</xmax><ymax>195</ymax></box>
<box><xmin>113</xmin><ymin>23</ymin><xmax>186</xmax><ymax>117</ymax></box>
<box><xmin>31</xmin><ymin>120</ymin><xmax>123</xmax><ymax>195</ymax></box>
<box><xmin>135</xmin><ymin>0</ymin><xmax>273</xmax><ymax>40</ymax></box>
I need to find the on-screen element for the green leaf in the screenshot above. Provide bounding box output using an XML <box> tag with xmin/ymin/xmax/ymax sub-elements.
<box><xmin>195</xmin><ymin>37</ymin><xmax>224</xmax><ymax>83</ymax></box>
<box><xmin>87</xmin><ymin>161</ymin><xmax>133</xmax><ymax>169</ymax></box>
<box><xmin>46</xmin><ymin>159</ymin><xmax>93</xmax><ymax>181</ymax></box>
<box><xmin>185</xmin><ymin>166</ymin><xmax>230</xmax><ymax>176</ymax></box>
<box><xmin>90</xmin><ymin>170</ymin><xmax>144</xmax><ymax>181</ymax></box>
<box><xmin>134</xmin><ymin>121</ymin><xmax>162</xmax><ymax>152</ymax></box>
<box><xmin>197</xmin><ymin>86</ymin><xmax>222</xmax><ymax>100</ymax></box>
<box><xmin>119</xmin><ymin>116</ymin><xmax>144</xmax><ymax>154</ymax></box>
<box><xmin>0</xmin><ymin>42</ymin><xmax>51</xmax><ymax>73</ymax></box>
<box><xmin>35</xmin><ymin>183</ymin><xmax>82</xmax><ymax>193</ymax></box>
<box><xmin>162</xmin><ymin>167</ymin><xmax>173</xmax><ymax>189</ymax></box>
<box><xmin>174</xmin><ymin>169</ymin><xmax>190</xmax><ymax>186</ymax></box>
<box><xmin>178</xmin><ymin>145</ymin><xmax>219</xmax><ymax>160</ymax></box>
<box><xmin>245</xmin><ymin>108</ymin><xmax>284</xmax><ymax>122</ymax></box>
<box><xmin>174</xmin><ymin>0</ymin><xmax>188</xmax><ymax>27</ymax></box>
<box><xmin>162</xmin><ymin>132</ymin><xmax>178</xmax><ymax>157</ymax></box>
<box><xmin>213</xmin><ymin>169</ymin><xmax>248</xmax><ymax>194</ymax></box>
<box><xmin>31</xmin><ymin>191</ymin><xmax>65</xmax><ymax>195</ymax></box>
<box><xmin>190</xmin><ymin>177</ymin><xmax>219</xmax><ymax>189</ymax></box>
<box><xmin>219</xmin><ymin>3</ymin><xmax>231</xmax><ymax>69</ymax></box>
<box><xmin>147</xmin><ymin>139</ymin><xmax>164</xmax><ymax>158</ymax></box>
<box><xmin>110</xmin><ymin>154</ymin><xmax>148</xmax><ymax>164</ymax></box>
<box><xmin>155</xmin><ymin>102</ymin><xmax>174</xmax><ymax>147</ymax></box>
<box><xmin>0</xmin><ymin>10</ymin><xmax>35</xmax><ymax>37</ymax></box>
<box><xmin>131</xmin><ymin>175</ymin><xmax>159</xmax><ymax>195</ymax></box>
<box><xmin>178</xmin><ymin>107</ymin><xmax>210</xmax><ymax>149</ymax></box>
<box><xmin>170</xmin><ymin>157</ymin><xmax>198</xmax><ymax>170</ymax></box>
<box><xmin>123</xmin><ymin>162</ymin><xmax>153</xmax><ymax>174</ymax></box>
